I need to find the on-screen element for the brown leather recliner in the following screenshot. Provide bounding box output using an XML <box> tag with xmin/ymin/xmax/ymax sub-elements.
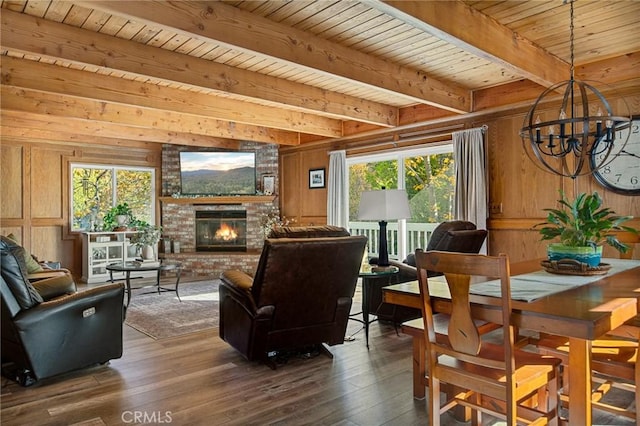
<box><xmin>1</xmin><ymin>236</ymin><xmax>125</xmax><ymax>386</ymax></box>
<box><xmin>219</xmin><ymin>226</ymin><xmax>367</xmax><ymax>365</ymax></box>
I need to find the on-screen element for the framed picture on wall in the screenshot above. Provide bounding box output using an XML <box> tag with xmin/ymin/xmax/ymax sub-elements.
<box><xmin>262</xmin><ymin>175</ymin><xmax>275</xmax><ymax>195</ymax></box>
<box><xmin>309</xmin><ymin>168</ymin><xmax>325</xmax><ymax>189</ymax></box>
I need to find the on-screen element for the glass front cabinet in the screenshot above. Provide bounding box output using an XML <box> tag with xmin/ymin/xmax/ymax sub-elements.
<box><xmin>81</xmin><ymin>232</ymin><xmax>156</xmax><ymax>283</ymax></box>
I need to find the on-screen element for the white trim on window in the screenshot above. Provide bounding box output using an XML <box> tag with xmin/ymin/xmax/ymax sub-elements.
<box><xmin>70</xmin><ymin>163</ymin><xmax>156</xmax><ymax>232</ymax></box>
<box><xmin>346</xmin><ymin>143</ymin><xmax>453</xmax><ymax>166</ymax></box>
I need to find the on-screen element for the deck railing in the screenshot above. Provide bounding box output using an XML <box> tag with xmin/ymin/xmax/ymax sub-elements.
<box><xmin>348</xmin><ymin>221</ymin><xmax>440</xmax><ymax>260</ymax></box>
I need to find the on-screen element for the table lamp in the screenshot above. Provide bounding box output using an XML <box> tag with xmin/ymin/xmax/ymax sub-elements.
<box><xmin>357</xmin><ymin>188</ymin><xmax>411</xmax><ymax>268</ymax></box>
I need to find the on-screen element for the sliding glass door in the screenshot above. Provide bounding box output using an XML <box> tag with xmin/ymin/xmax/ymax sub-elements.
<box><xmin>347</xmin><ymin>144</ymin><xmax>454</xmax><ymax>261</ymax></box>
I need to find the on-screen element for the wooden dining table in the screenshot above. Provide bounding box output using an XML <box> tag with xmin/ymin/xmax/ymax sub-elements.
<box><xmin>382</xmin><ymin>258</ymin><xmax>640</xmax><ymax>426</ymax></box>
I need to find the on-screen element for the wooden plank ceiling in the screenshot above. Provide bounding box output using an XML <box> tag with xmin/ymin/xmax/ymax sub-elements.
<box><xmin>1</xmin><ymin>0</ymin><xmax>639</xmax><ymax>148</ymax></box>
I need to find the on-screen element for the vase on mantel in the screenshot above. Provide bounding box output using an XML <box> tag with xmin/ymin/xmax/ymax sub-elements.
<box><xmin>141</xmin><ymin>245</ymin><xmax>155</xmax><ymax>261</ymax></box>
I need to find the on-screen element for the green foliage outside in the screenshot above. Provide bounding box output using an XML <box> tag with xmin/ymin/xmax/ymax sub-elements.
<box><xmin>180</xmin><ymin>167</ymin><xmax>255</xmax><ymax>195</ymax></box>
<box><xmin>115</xmin><ymin>169</ymin><xmax>153</xmax><ymax>226</ymax></box>
<box><xmin>72</xmin><ymin>166</ymin><xmax>153</xmax><ymax>231</ymax></box>
<box><xmin>349</xmin><ymin>153</ymin><xmax>455</xmax><ymax>223</ymax></box>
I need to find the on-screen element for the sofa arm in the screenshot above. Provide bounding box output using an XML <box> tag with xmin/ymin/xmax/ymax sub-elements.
<box><xmin>221</xmin><ymin>270</ymin><xmax>254</xmax><ymax>291</ymax></box>
<box><xmin>13</xmin><ymin>283</ymin><xmax>125</xmax><ymax>380</ymax></box>
<box><xmin>27</xmin><ymin>269</ymin><xmax>71</xmax><ymax>282</ymax></box>
<box><xmin>14</xmin><ymin>282</ymin><xmax>125</xmax><ymax>330</ymax></box>
<box><xmin>31</xmin><ymin>273</ymin><xmax>77</xmax><ymax>301</ymax></box>
<box><xmin>220</xmin><ymin>272</ymin><xmax>258</xmax><ymax>313</ymax></box>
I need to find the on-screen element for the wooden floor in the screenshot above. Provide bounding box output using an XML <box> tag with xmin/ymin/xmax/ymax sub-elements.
<box><xmin>1</xmin><ymin>282</ymin><xmax>635</xmax><ymax>426</ymax></box>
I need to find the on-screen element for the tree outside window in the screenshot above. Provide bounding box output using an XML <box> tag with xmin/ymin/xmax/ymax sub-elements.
<box><xmin>347</xmin><ymin>145</ymin><xmax>454</xmax><ymax>259</ymax></box>
<box><xmin>404</xmin><ymin>152</ymin><xmax>455</xmax><ymax>223</ymax></box>
<box><xmin>71</xmin><ymin>164</ymin><xmax>155</xmax><ymax>231</ymax></box>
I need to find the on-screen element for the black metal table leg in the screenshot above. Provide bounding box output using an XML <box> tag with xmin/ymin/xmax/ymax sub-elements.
<box><xmin>124</xmin><ymin>271</ymin><xmax>132</xmax><ymax>307</ymax></box>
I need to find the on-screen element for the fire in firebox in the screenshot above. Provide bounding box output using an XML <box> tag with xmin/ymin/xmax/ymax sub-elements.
<box><xmin>215</xmin><ymin>223</ymin><xmax>238</xmax><ymax>241</ymax></box>
<box><xmin>195</xmin><ymin>210</ymin><xmax>247</xmax><ymax>252</ymax></box>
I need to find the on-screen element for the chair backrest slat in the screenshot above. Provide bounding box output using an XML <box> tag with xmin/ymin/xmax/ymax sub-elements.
<box><xmin>444</xmin><ymin>272</ymin><xmax>481</xmax><ymax>355</ymax></box>
<box><xmin>415</xmin><ymin>250</ymin><xmax>513</xmax><ymax>371</ymax></box>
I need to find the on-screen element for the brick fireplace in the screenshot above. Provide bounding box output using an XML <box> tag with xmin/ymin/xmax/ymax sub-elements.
<box><xmin>195</xmin><ymin>210</ymin><xmax>247</xmax><ymax>252</ymax></box>
<box><xmin>160</xmin><ymin>143</ymin><xmax>279</xmax><ymax>278</ymax></box>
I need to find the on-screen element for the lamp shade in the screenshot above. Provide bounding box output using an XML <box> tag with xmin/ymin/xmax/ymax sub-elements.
<box><xmin>357</xmin><ymin>189</ymin><xmax>411</xmax><ymax>221</ymax></box>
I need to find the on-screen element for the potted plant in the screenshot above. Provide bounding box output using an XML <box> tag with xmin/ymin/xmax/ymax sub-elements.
<box><xmin>259</xmin><ymin>208</ymin><xmax>295</xmax><ymax>239</ymax></box>
<box><xmin>130</xmin><ymin>224</ymin><xmax>163</xmax><ymax>260</ymax></box>
<box><xmin>103</xmin><ymin>203</ymin><xmax>135</xmax><ymax>231</ymax></box>
<box><xmin>536</xmin><ymin>191</ymin><xmax>637</xmax><ymax>267</ymax></box>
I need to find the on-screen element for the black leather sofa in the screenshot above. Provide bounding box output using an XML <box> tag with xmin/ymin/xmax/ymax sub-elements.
<box><xmin>1</xmin><ymin>236</ymin><xmax>125</xmax><ymax>386</ymax></box>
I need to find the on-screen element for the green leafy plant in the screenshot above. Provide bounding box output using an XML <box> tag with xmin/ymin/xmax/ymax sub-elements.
<box><xmin>536</xmin><ymin>191</ymin><xmax>637</xmax><ymax>253</ymax></box>
<box><xmin>130</xmin><ymin>224</ymin><xmax>162</xmax><ymax>249</ymax></box>
<box><xmin>102</xmin><ymin>203</ymin><xmax>135</xmax><ymax>230</ymax></box>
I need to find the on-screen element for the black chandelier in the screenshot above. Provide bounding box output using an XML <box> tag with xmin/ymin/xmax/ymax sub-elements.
<box><xmin>520</xmin><ymin>0</ymin><xmax>630</xmax><ymax>178</ymax></box>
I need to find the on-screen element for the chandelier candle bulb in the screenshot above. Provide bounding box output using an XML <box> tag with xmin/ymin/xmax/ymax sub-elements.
<box><xmin>606</xmin><ymin>120</ymin><xmax>613</xmax><ymax>142</ymax></box>
<box><xmin>559</xmin><ymin>110</ymin><xmax>566</xmax><ymax>139</ymax></box>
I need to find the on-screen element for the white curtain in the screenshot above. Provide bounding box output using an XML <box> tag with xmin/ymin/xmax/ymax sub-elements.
<box><xmin>327</xmin><ymin>150</ymin><xmax>348</xmax><ymax>228</ymax></box>
<box><xmin>453</xmin><ymin>127</ymin><xmax>487</xmax><ymax>252</ymax></box>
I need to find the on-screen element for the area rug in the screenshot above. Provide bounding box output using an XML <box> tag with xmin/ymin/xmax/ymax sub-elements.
<box><xmin>124</xmin><ymin>280</ymin><xmax>220</xmax><ymax>340</ymax></box>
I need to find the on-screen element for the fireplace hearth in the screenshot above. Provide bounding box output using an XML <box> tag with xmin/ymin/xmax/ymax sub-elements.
<box><xmin>195</xmin><ymin>210</ymin><xmax>247</xmax><ymax>252</ymax></box>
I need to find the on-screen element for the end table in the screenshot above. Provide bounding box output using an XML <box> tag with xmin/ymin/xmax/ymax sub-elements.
<box><xmin>351</xmin><ymin>266</ymin><xmax>399</xmax><ymax>349</ymax></box>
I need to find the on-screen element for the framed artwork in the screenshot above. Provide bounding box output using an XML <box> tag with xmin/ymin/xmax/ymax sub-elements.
<box><xmin>309</xmin><ymin>168</ymin><xmax>326</xmax><ymax>189</ymax></box>
<box><xmin>262</xmin><ymin>175</ymin><xmax>275</xmax><ymax>195</ymax></box>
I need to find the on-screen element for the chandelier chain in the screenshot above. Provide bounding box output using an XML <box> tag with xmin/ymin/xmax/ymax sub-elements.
<box><xmin>569</xmin><ymin>0</ymin><xmax>574</xmax><ymax>81</ymax></box>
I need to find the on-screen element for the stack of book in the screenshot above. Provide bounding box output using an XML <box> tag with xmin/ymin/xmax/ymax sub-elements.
<box><xmin>133</xmin><ymin>259</ymin><xmax>161</xmax><ymax>267</ymax></box>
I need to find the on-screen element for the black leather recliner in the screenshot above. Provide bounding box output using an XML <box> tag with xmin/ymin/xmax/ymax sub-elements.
<box><xmin>219</xmin><ymin>226</ymin><xmax>367</xmax><ymax>365</ymax></box>
<box><xmin>390</xmin><ymin>220</ymin><xmax>488</xmax><ymax>281</ymax></box>
<box><xmin>1</xmin><ymin>236</ymin><xmax>125</xmax><ymax>386</ymax></box>
<box><xmin>371</xmin><ymin>220</ymin><xmax>488</xmax><ymax>322</ymax></box>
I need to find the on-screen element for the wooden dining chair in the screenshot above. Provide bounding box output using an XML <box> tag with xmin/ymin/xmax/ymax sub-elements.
<box><xmin>414</xmin><ymin>250</ymin><xmax>561</xmax><ymax>425</ymax></box>
<box><xmin>535</xmin><ymin>327</ymin><xmax>638</xmax><ymax>424</ymax></box>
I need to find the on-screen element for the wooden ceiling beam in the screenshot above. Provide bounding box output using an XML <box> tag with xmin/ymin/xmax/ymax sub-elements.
<box><xmin>576</xmin><ymin>51</ymin><xmax>640</xmax><ymax>84</ymax></box>
<box><xmin>473</xmin><ymin>50</ymin><xmax>640</xmax><ymax>112</ymax></box>
<box><xmin>1</xmin><ymin>87</ymin><xmax>300</xmax><ymax>146</ymax></box>
<box><xmin>473</xmin><ymin>80</ymin><xmax>545</xmax><ymax>112</ymax></box>
<box><xmin>1</xmin><ymin>56</ymin><xmax>340</xmax><ymax>138</ymax></box>
<box><xmin>376</xmin><ymin>1</ymin><xmax>569</xmax><ymax>88</ymax></box>
<box><xmin>78</xmin><ymin>0</ymin><xmax>470</xmax><ymax>113</ymax></box>
<box><xmin>1</xmin><ymin>111</ymin><xmax>243</xmax><ymax>149</ymax></box>
<box><xmin>0</xmin><ymin>9</ymin><xmax>395</xmax><ymax>128</ymax></box>
<box><xmin>1</xmin><ymin>123</ymin><xmax>167</xmax><ymax>150</ymax></box>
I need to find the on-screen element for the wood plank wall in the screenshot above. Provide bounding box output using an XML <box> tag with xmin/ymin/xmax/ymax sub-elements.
<box><xmin>0</xmin><ymin>139</ymin><xmax>162</xmax><ymax>278</ymax></box>
<box><xmin>280</xmin><ymin>91</ymin><xmax>640</xmax><ymax>262</ymax></box>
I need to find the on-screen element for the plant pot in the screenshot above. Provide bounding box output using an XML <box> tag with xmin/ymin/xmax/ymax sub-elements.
<box><xmin>115</xmin><ymin>215</ymin><xmax>129</xmax><ymax>227</ymax></box>
<box><xmin>141</xmin><ymin>245</ymin><xmax>155</xmax><ymax>260</ymax></box>
<box><xmin>547</xmin><ymin>243</ymin><xmax>603</xmax><ymax>267</ymax></box>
